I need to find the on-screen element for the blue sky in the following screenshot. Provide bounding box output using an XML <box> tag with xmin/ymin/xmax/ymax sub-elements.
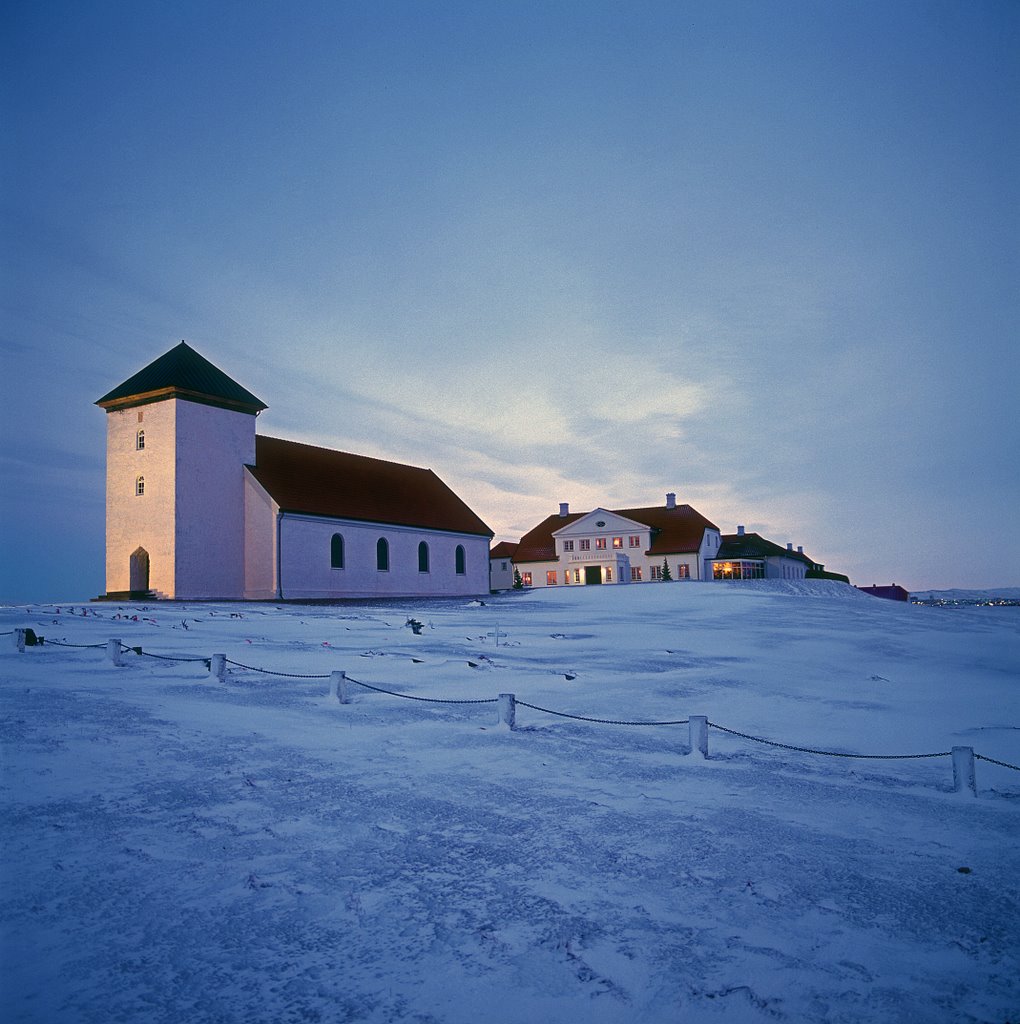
<box><xmin>2</xmin><ymin>0</ymin><xmax>1018</xmax><ymax>601</ymax></box>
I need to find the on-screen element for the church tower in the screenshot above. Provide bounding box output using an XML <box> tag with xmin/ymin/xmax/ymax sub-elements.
<box><xmin>95</xmin><ymin>341</ymin><xmax>267</xmax><ymax>599</ymax></box>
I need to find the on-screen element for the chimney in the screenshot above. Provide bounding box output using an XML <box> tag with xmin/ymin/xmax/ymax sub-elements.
<box><xmin>559</xmin><ymin>502</ymin><xmax>569</xmax><ymax>517</ymax></box>
<box><xmin>737</xmin><ymin>525</ymin><xmax>745</xmax><ymax>536</ymax></box>
<box><xmin>666</xmin><ymin>492</ymin><xmax>676</xmax><ymax>509</ymax></box>
<box><xmin>787</xmin><ymin>543</ymin><xmax>793</xmax><ymax>552</ymax></box>
<box><xmin>797</xmin><ymin>545</ymin><xmax>803</xmax><ymax>554</ymax></box>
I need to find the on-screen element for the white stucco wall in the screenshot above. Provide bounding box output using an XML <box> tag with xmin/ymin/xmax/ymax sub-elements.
<box><xmin>172</xmin><ymin>400</ymin><xmax>256</xmax><ymax>599</ymax></box>
<box><xmin>104</xmin><ymin>397</ymin><xmax>256</xmax><ymax>599</ymax></box>
<box><xmin>244</xmin><ymin>471</ymin><xmax>278</xmax><ymax>600</ymax></box>
<box><xmin>489</xmin><ymin>557</ymin><xmax>515</xmax><ymax>591</ymax></box>
<box><xmin>278</xmin><ymin>514</ymin><xmax>490</xmax><ymax>598</ymax></box>
<box><xmin>104</xmin><ymin>402</ymin><xmax>177</xmax><ymax>595</ymax></box>
<box><xmin>516</xmin><ymin>512</ymin><xmax>719</xmax><ymax>587</ymax></box>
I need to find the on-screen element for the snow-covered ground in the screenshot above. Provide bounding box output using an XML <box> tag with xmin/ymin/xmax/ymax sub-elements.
<box><xmin>2</xmin><ymin>580</ymin><xmax>1018</xmax><ymax>1024</ymax></box>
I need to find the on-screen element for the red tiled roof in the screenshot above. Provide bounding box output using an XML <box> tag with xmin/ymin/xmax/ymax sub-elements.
<box><xmin>513</xmin><ymin>504</ymin><xmax>718</xmax><ymax>563</ymax></box>
<box><xmin>96</xmin><ymin>341</ymin><xmax>267</xmax><ymax>414</ymax></box>
<box><xmin>248</xmin><ymin>436</ymin><xmax>492</xmax><ymax>537</ymax></box>
<box><xmin>490</xmin><ymin>541</ymin><xmax>519</xmax><ymax>560</ymax></box>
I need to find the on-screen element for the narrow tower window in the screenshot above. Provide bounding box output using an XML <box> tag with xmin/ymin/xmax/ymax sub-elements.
<box><xmin>135</xmin><ymin>476</ymin><xmax>145</xmax><ymax>496</ymax></box>
<box><xmin>330</xmin><ymin>533</ymin><xmax>344</xmax><ymax>569</ymax></box>
<box><xmin>136</xmin><ymin>429</ymin><xmax>145</xmax><ymax>450</ymax></box>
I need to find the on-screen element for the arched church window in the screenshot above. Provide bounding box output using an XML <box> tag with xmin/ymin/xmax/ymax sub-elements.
<box><xmin>455</xmin><ymin>545</ymin><xmax>466</xmax><ymax>575</ymax></box>
<box><xmin>418</xmin><ymin>541</ymin><xmax>430</xmax><ymax>573</ymax></box>
<box><xmin>136</xmin><ymin>429</ymin><xmax>145</xmax><ymax>450</ymax></box>
<box><xmin>376</xmin><ymin>537</ymin><xmax>389</xmax><ymax>572</ymax></box>
<box><xmin>135</xmin><ymin>476</ymin><xmax>145</xmax><ymax>496</ymax></box>
<box><xmin>330</xmin><ymin>534</ymin><xmax>344</xmax><ymax>569</ymax></box>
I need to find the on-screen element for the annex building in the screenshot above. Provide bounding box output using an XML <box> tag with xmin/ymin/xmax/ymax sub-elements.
<box><xmin>96</xmin><ymin>342</ymin><xmax>493</xmax><ymax>600</ymax></box>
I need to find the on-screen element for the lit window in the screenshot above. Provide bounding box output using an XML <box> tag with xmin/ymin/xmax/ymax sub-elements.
<box><xmin>136</xmin><ymin>429</ymin><xmax>145</xmax><ymax>450</ymax></box>
<box><xmin>563</xmin><ymin>570</ymin><xmax>571</xmax><ymax>584</ymax></box>
<box><xmin>455</xmin><ymin>545</ymin><xmax>466</xmax><ymax>575</ymax></box>
<box><xmin>579</xmin><ymin>539</ymin><xmax>591</xmax><ymax>551</ymax></box>
<box><xmin>677</xmin><ymin>564</ymin><xmax>690</xmax><ymax>578</ymax></box>
<box><xmin>377</xmin><ymin>537</ymin><xmax>389</xmax><ymax>571</ymax></box>
<box><xmin>629</xmin><ymin>536</ymin><xmax>641</xmax><ymax>548</ymax></box>
<box><xmin>135</xmin><ymin>476</ymin><xmax>145</xmax><ymax>496</ymax></box>
<box><xmin>418</xmin><ymin>541</ymin><xmax>430</xmax><ymax>573</ymax></box>
<box><xmin>573</xmin><ymin>569</ymin><xmax>581</xmax><ymax>583</ymax></box>
<box><xmin>713</xmin><ymin>560</ymin><xmax>765</xmax><ymax>580</ymax></box>
<box><xmin>651</xmin><ymin>565</ymin><xmax>662</xmax><ymax>580</ymax></box>
<box><xmin>612</xmin><ymin>536</ymin><xmax>623</xmax><ymax>549</ymax></box>
<box><xmin>631</xmin><ymin>566</ymin><xmax>642</xmax><ymax>581</ymax></box>
<box><xmin>546</xmin><ymin>571</ymin><xmax>558</xmax><ymax>586</ymax></box>
<box><xmin>563</xmin><ymin>540</ymin><xmax>574</xmax><ymax>552</ymax></box>
<box><xmin>595</xmin><ymin>537</ymin><xmax>607</xmax><ymax>550</ymax></box>
<box><xmin>522</xmin><ymin>571</ymin><xmax>533</xmax><ymax>587</ymax></box>
<box><xmin>605</xmin><ymin>567</ymin><xmax>613</xmax><ymax>581</ymax></box>
<box><xmin>330</xmin><ymin>534</ymin><xmax>344</xmax><ymax>569</ymax></box>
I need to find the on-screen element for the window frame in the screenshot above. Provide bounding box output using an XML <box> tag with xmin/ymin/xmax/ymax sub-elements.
<box><xmin>330</xmin><ymin>533</ymin><xmax>345</xmax><ymax>569</ymax></box>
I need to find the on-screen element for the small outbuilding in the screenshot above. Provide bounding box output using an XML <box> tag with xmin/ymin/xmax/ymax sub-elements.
<box><xmin>856</xmin><ymin>585</ymin><xmax>910</xmax><ymax>602</ymax></box>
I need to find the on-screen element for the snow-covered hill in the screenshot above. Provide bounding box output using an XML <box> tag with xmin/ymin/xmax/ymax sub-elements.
<box><xmin>2</xmin><ymin>581</ymin><xmax>1018</xmax><ymax>1023</ymax></box>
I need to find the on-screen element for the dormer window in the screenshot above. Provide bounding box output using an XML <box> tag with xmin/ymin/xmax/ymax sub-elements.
<box><xmin>135</xmin><ymin>476</ymin><xmax>145</xmax><ymax>496</ymax></box>
<box><xmin>136</xmin><ymin>429</ymin><xmax>145</xmax><ymax>450</ymax></box>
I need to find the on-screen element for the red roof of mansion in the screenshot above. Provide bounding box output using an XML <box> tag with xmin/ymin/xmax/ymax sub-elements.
<box><xmin>513</xmin><ymin>503</ymin><xmax>718</xmax><ymax>563</ymax></box>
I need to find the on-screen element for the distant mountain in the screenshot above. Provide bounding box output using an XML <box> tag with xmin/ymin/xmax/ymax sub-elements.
<box><xmin>911</xmin><ymin>587</ymin><xmax>1020</xmax><ymax>602</ymax></box>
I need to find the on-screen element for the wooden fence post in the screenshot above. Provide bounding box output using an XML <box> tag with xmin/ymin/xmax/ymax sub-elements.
<box><xmin>952</xmin><ymin>746</ymin><xmax>976</xmax><ymax>796</ymax></box>
<box><xmin>330</xmin><ymin>670</ymin><xmax>350</xmax><ymax>704</ymax></box>
<box><xmin>689</xmin><ymin>716</ymin><xmax>708</xmax><ymax>758</ymax></box>
<box><xmin>107</xmin><ymin>639</ymin><xmax>123</xmax><ymax>667</ymax></box>
<box><xmin>497</xmin><ymin>693</ymin><xmax>516</xmax><ymax>730</ymax></box>
<box><xmin>15</xmin><ymin>628</ymin><xmax>26</xmax><ymax>652</ymax></box>
<box><xmin>210</xmin><ymin>654</ymin><xmax>226</xmax><ymax>682</ymax></box>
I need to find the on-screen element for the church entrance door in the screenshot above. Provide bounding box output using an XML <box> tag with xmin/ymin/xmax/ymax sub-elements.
<box><xmin>130</xmin><ymin>547</ymin><xmax>150</xmax><ymax>593</ymax></box>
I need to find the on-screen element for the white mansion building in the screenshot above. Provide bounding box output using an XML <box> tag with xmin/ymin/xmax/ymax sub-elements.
<box><xmin>96</xmin><ymin>342</ymin><xmax>493</xmax><ymax>600</ymax></box>
<box><xmin>493</xmin><ymin>503</ymin><xmax>844</xmax><ymax>589</ymax></box>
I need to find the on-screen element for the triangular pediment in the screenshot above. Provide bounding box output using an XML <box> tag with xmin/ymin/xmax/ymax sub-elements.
<box><xmin>552</xmin><ymin>508</ymin><xmax>650</xmax><ymax>537</ymax></box>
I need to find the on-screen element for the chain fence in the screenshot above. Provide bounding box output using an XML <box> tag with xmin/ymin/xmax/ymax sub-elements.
<box><xmin>8</xmin><ymin>626</ymin><xmax>1019</xmax><ymax>776</ymax></box>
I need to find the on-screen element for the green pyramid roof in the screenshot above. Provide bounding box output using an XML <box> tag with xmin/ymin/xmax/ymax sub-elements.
<box><xmin>96</xmin><ymin>341</ymin><xmax>267</xmax><ymax>414</ymax></box>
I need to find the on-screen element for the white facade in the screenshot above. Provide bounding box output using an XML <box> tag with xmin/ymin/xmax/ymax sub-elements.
<box><xmin>255</xmin><ymin>510</ymin><xmax>490</xmax><ymax>600</ymax></box>
<box><xmin>517</xmin><ymin>508</ymin><xmax>721</xmax><ymax>588</ymax></box>
<box><xmin>105</xmin><ymin>398</ymin><xmax>253</xmax><ymax>599</ymax></box>
<box><xmin>489</xmin><ymin>554</ymin><xmax>515</xmax><ymax>592</ymax></box>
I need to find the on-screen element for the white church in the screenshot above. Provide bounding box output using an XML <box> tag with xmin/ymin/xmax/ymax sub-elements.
<box><xmin>96</xmin><ymin>341</ymin><xmax>494</xmax><ymax>601</ymax></box>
